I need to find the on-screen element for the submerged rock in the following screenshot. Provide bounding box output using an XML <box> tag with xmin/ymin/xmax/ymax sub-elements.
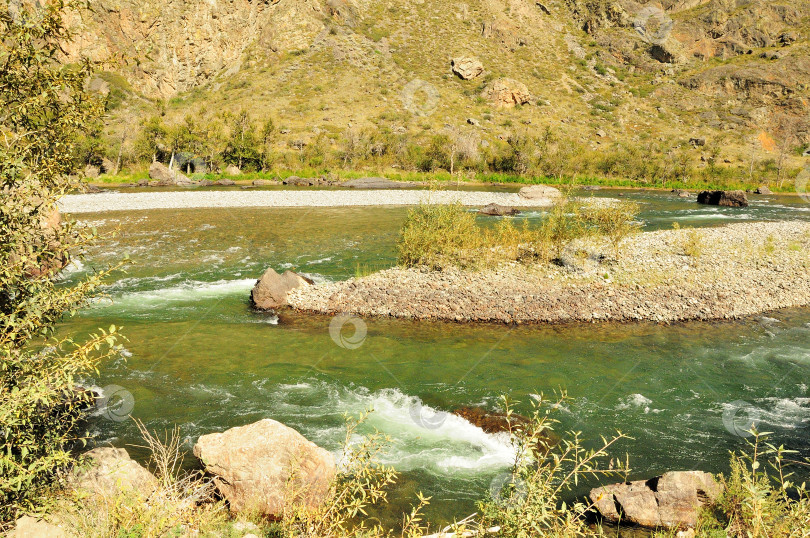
<box><xmin>672</xmin><ymin>189</ymin><xmax>691</xmax><ymax>198</ymax></box>
<box><xmin>590</xmin><ymin>470</ymin><xmax>722</xmax><ymax>529</ymax></box>
<box><xmin>453</xmin><ymin>406</ymin><xmax>525</xmax><ymax>433</ymax></box>
<box><xmin>697</xmin><ymin>190</ymin><xmax>748</xmax><ymax>207</ymax></box>
<box><xmin>479</xmin><ymin>203</ymin><xmax>519</xmax><ymax>216</ymax></box>
<box><xmin>251</xmin><ymin>268</ymin><xmax>313</xmax><ymax>310</ymax></box>
<box><xmin>193</xmin><ymin>419</ymin><xmax>335</xmax><ymax>515</ymax></box>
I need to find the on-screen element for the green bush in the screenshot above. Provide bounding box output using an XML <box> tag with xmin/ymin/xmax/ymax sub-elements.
<box><xmin>397</xmin><ymin>202</ymin><xmax>483</xmax><ymax>270</ymax></box>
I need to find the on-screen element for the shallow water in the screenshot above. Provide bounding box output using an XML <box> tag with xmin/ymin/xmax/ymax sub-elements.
<box><xmin>59</xmin><ymin>189</ymin><xmax>810</xmax><ymax>527</ymax></box>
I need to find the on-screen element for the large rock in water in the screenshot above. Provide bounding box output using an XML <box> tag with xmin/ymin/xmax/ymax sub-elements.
<box><xmin>193</xmin><ymin>419</ymin><xmax>336</xmax><ymax>515</ymax></box>
<box><xmin>451</xmin><ymin>57</ymin><xmax>484</xmax><ymax>80</ymax></box>
<box><xmin>69</xmin><ymin>447</ymin><xmax>158</xmax><ymax>500</ymax></box>
<box><xmin>481</xmin><ymin>78</ymin><xmax>531</xmax><ymax>108</ymax></box>
<box><xmin>590</xmin><ymin>471</ymin><xmax>722</xmax><ymax>529</ymax></box>
<box><xmin>479</xmin><ymin>203</ymin><xmax>519</xmax><ymax>216</ymax></box>
<box><xmin>518</xmin><ymin>184</ymin><xmax>561</xmax><ymax>201</ymax></box>
<box><xmin>697</xmin><ymin>190</ymin><xmax>748</xmax><ymax>207</ymax></box>
<box><xmin>251</xmin><ymin>268</ymin><xmax>312</xmax><ymax>310</ymax></box>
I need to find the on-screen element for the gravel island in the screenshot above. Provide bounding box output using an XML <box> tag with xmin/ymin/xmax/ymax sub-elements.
<box><xmin>288</xmin><ymin>221</ymin><xmax>810</xmax><ymax>324</ymax></box>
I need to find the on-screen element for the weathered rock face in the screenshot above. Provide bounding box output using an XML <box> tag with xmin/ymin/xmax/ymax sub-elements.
<box><xmin>251</xmin><ymin>268</ymin><xmax>313</xmax><ymax>310</ymax></box>
<box><xmin>193</xmin><ymin>419</ymin><xmax>336</xmax><ymax>515</ymax></box>
<box><xmin>451</xmin><ymin>57</ymin><xmax>484</xmax><ymax>80</ymax></box>
<box><xmin>64</xmin><ymin>0</ymin><xmax>328</xmax><ymax>98</ymax></box>
<box><xmin>149</xmin><ymin>161</ymin><xmax>187</xmax><ymax>185</ymax></box>
<box><xmin>518</xmin><ymin>184</ymin><xmax>561</xmax><ymax>201</ymax></box>
<box><xmin>70</xmin><ymin>447</ymin><xmax>158</xmax><ymax>500</ymax></box>
<box><xmin>479</xmin><ymin>203</ymin><xmax>519</xmax><ymax>216</ymax></box>
<box><xmin>482</xmin><ymin>78</ymin><xmax>531</xmax><ymax>108</ymax></box>
<box><xmin>590</xmin><ymin>471</ymin><xmax>722</xmax><ymax>529</ymax></box>
<box><xmin>697</xmin><ymin>190</ymin><xmax>748</xmax><ymax>207</ymax></box>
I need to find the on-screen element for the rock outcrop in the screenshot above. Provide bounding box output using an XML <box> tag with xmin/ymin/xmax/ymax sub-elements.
<box><xmin>482</xmin><ymin>78</ymin><xmax>531</xmax><ymax>108</ymax></box>
<box><xmin>590</xmin><ymin>471</ymin><xmax>722</xmax><ymax>529</ymax></box>
<box><xmin>451</xmin><ymin>57</ymin><xmax>484</xmax><ymax>80</ymax></box>
<box><xmin>697</xmin><ymin>190</ymin><xmax>749</xmax><ymax>207</ymax></box>
<box><xmin>148</xmin><ymin>161</ymin><xmax>187</xmax><ymax>185</ymax></box>
<box><xmin>193</xmin><ymin>419</ymin><xmax>336</xmax><ymax>515</ymax></box>
<box><xmin>251</xmin><ymin>268</ymin><xmax>313</xmax><ymax>310</ymax></box>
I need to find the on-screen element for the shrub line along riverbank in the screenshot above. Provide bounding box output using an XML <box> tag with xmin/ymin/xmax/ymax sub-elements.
<box><xmin>289</xmin><ymin>221</ymin><xmax>810</xmax><ymax>324</ymax></box>
<box><xmin>59</xmin><ymin>189</ymin><xmax>563</xmax><ymax>213</ymax></box>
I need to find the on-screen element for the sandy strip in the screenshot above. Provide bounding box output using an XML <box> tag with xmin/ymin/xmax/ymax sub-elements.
<box><xmin>58</xmin><ymin>190</ymin><xmax>557</xmax><ymax>213</ymax></box>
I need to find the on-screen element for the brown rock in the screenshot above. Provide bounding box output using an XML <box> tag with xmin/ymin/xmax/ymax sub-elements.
<box><xmin>697</xmin><ymin>190</ymin><xmax>748</xmax><ymax>207</ymax></box>
<box><xmin>148</xmin><ymin>161</ymin><xmax>187</xmax><ymax>185</ymax></box>
<box><xmin>451</xmin><ymin>57</ymin><xmax>484</xmax><ymax>80</ymax></box>
<box><xmin>70</xmin><ymin>447</ymin><xmax>158</xmax><ymax>500</ymax></box>
<box><xmin>215</xmin><ymin>179</ymin><xmax>236</xmax><ymax>186</ymax></box>
<box><xmin>225</xmin><ymin>165</ymin><xmax>242</xmax><ymax>176</ymax></box>
<box><xmin>251</xmin><ymin>268</ymin><xmax>313</xmax><ymax>310</ymax></box>
<box><xmin>590</xmin><ymin>471</ymin><xmax>722</xmax><ymax>529</ymax></box>
<box><xmin>193</xmin><ymin>419</ymin><xmax>336</xmax><ymax>515</ymax></box>
<box><xmin>253</xmin><ymin>179</ymin><xmax>279</xmax><ymax>186</ymax></box>
<box><xmin>84</xmin><ymin>165</ymin><xmax>100</xmax><ymax>179</ymax></box>
<box><xmin>482</xmin><ymin>78</ymin><xmax>531</xmax><ymax>108</ymax></box>
<box><xmin>479</xmin><ymin>203</ymin><xmax>519</xmax><ymax>216</ymax></box>
<box><xmin>754</xmin><ymin>185</ymin><xmax>772</xmax><ymax>194</ymax></box>
<box><xmin>9</xmin><ymin>516</ymin><xmax>69</xmax><ymax>538</ymax></box>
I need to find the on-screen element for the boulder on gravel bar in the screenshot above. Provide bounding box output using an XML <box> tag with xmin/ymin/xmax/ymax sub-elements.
<box><xmin>518</xmin><ymin>184</ymin><xmax>561</xmax><ymax>201</ymax></box>
<box><xmin>479</xmin><ymin>203</ymin><xmax>519</xmax><ymax>216</ymax></box>
<box><xmin>590</xmin><ymin>471</ymin><xmax>722</xmax><ymax>529</ymax></box>
<box><xmin>251</xmin><ymin>268</ymin><xmax>313</xmax><ymax>310</ymax></box>
<box><xmin>69</xmin><ymin>447</ymin><xmax>158</xmax><ymax>500</ymax></box>
<box><xmin>215</xmin><ymin>179</ymin><xmax>236</xmax><ymax>186</ymax></box>
<box><xmin>341</xmin><ymin>177</ymin><xmax>406</xmax><ymax>189</ymax></box>
<box><xmin>754</xmin><ymin>185</ymin><xmax>772</xmax><ymax>195</ymax></box>
<box><xmin>193</xmin><ymin>419</ymin><xmax>336</xmax><ymax>515</ymax></box>
<box><xmin>148</xmin><ymin>161</ymin><xmax>187</xmax><ymax>185</ymax></box>
<box><xmin>697</xmin><ymin>190</ymin><xmax>748</xmax><ymax>207</ymax></box>
<box><xmin>451</xmin><ymin>57</ymin><xmax>484</xmax><ymax>80</ymax></box>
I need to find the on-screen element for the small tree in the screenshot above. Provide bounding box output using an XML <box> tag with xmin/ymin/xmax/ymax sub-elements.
<box><xmin>584</xmin><ymin>201</ymin><xmax>642</xmax><ymax>260</ymax></box>
<box><xmin>1</xmin><ymin>0</ymin><xmax>120</xmax><ymax>522</ymax></box>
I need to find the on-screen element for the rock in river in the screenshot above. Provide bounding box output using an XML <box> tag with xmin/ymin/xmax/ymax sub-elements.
<box><xmin>251</xmin><ymin>268</ymin><xmax>313</xmax><ymax>310</ymax></box>
<box><xmin>193</xmin><ymin>419</ymin><xmax>336</xmax><ymax>516</ymax></box>
<box><xmin>590</xmin><ymin>470</ymin><xmax>722</xmax><ymax>529</ymax></box>
<box><xmin>697</xmin><ymin>190</ymin><xmax>748</xmax><ymax>207</ymax></box>
<box><xmin>479</xmin><ymin>203</ymin><xmax>519</xmax><ymax>216</ymax></box>
<box><xmin>341</xmin><ymin>177</ymin><xmax>407</xmax><ymax>189</ymax></box>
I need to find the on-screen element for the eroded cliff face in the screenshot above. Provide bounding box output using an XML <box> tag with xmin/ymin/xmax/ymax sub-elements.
<box><xmin>65</xmin><ymin>0</ymin><xmax>329</xmax><ymax>97</ymax></box>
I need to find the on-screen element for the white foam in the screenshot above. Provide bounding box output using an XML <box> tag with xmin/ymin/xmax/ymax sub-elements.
<box><xmin>617</xmin><ymin>393</ymin><xmax>654</xmax><ymax>414</ymax></box>
<box><xmin>94</xmin><ymin>278</ymin><xmax>255</xmax><ymax>309</ymax></box>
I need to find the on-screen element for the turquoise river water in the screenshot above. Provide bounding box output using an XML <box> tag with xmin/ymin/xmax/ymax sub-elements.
<box><xmin>59</xmin><ymin>188</ymin><xmax>810</xmax><ymax>528</ymax></box>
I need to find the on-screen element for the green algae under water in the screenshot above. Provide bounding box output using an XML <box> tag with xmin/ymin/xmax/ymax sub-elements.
<box><xmin>58</xmin><ymin>189</ymin><xmax>810</xmax><ymax>528</ymax></box>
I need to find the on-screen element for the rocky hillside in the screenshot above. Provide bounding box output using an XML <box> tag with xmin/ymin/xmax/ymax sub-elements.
<box><xmin>68</xmin><ymin>0</ymin><xmax>810</xmax><ymax>180</ymax></box>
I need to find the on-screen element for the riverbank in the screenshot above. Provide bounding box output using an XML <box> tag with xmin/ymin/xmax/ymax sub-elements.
<box><xmin>288</xmin><ymin>221</ymin><xmax>810</xmax><ymax>324</ymax></box>
<box><xmin>59</xmin><ymin>189</ymin><xmax>566</xmax><ymax>213</ymax></box>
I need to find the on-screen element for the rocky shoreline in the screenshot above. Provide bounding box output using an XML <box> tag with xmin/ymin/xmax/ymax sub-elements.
<box><xmin>288</xmin><ymin>221</ymin><xmax>810</xmax><ymax>324</ymax></box>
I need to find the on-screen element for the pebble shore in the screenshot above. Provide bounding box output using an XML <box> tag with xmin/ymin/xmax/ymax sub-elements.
<box><xmin>59</xmin><ymin>189</ymin><xmax>558</xmax><ymax>213</ymax></box>
<box><xmin>289</xmin><ymin>221</ymin><xmax>810</xmax><ymax>324</ymax></box>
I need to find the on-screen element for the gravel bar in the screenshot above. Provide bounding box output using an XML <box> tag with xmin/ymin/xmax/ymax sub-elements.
<box><xmin>289</xmin><ymin>221</ymin><xmax>810</xmax><ymax>324</ymax></box>
<box><xmin>59</xmin><ymin>190</ymin><xmax>557</xmax><ymax>213</ymax></box>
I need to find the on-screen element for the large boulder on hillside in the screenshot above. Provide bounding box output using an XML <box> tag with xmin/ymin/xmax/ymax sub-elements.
<box><xmin>341</xmin><ymin>177</ymin><xmax>407</xmax><ymax>189</ymax></box>
<box><xmin>69</xmin><ymin>447</ymin><xmax>158</xmax><ymax>500</ymax></box>
<box><xmin>193</xmin><ymin>419</ymin><xmax>336</xmax><ymax>515</ymax></box>
<box><xmin>482</xmin><ymin>78</ymin><xmax>531</xmax><ymax>108</ymax></box>
<box><xmin>590</xmin><ymin>471</ymin><xmax>722</xmax><ymax>529</ymax></box>
<box><xmin>697</xmin><ymin>190</ymin><xmax>748</xmax><ymax>207</ymax></box>
<box><xmin>251</xmin><ymin>268</ymin><xmax>313</xmax><ymax>310</ymax></box>
<box><xmin>451</xmin><ymin>57</ymin><xmax>484</xmax><ymax>80</ymax></box>
<box><xmin>148</xmin><ymin>161</ymin><xmax>187</xmax><ymax>185</ymax></box>
<box><xmin>518</xmin><ymin>184</ymin><xmax>561</xmax><ymax>201</ymax></box>
<box><xmin>479</xmin><ymin>203</ymin><xmax>519</xmax><ymax>216</ymax></box>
